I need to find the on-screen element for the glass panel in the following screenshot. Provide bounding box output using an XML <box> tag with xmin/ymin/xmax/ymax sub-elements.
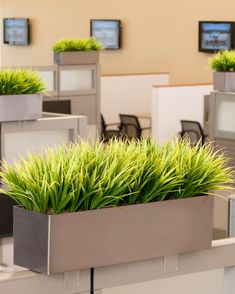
<box><xmin>217</xmin><ymin>100</ymin><xmax>235</xmax><ymax>132</ymax></box>
<box><xmin>60</xmin><ymin>68</ymin><xmax>93</xmax><ymax>91</ymax></box>
<box><xmin>38</xmin><ymin>71</ymin><xmax>55</xmax><ymax>92</ymax></box>
<box><xmin>215</xmin><ymin>93</ymin><xmax>235</xmax><ymax>139</ymax></box>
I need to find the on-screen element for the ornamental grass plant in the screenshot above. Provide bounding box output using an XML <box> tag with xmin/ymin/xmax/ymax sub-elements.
<box><xmin>209</xmin><ymin>50</ymin><xmax>235</xmax><ymax>72</ymax></box>
<box><xmin>52</xmin><ymin>37</ymin><xmax>103</xmax><ymax>53</ymax></box>
<box><xmin>0</xmin><ymin>68</ymin><xmax>46</xmax><ymax>95</ymax></box>
<box><xmin>0</xmin><ymin>138</ymin><xmax>233</xmax><ymax>214</ymax></box>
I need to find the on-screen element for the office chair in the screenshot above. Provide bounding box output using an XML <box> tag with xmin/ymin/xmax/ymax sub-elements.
<box><xmin>180</xmin><ymin>120</ymin><xmax>207</xmax><ymax>145</ymax></box>
<box><xmin>119</xmin><ymin>114</ymin><xmax>151</xmax><ymax>139</ymax></box>
<box><xmin>101</xmin><ymin>114</ymin><xmax>121</xmax><ymax>142</ymax></box>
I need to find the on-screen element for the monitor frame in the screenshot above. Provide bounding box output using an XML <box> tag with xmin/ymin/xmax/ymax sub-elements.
<box><xmin>3</xmin><ymin>18</ymin><xmax>30</xmax><ymax>46</ymax></box>
<box><xmin>90</xmin><ymin>19</ymin><xmax>121</xmax><ymax>50</ymax></box>
<box><xmin>198</xmin><ymin>21</ymin><xmax>235</xmax><ymax>53</ymax></box>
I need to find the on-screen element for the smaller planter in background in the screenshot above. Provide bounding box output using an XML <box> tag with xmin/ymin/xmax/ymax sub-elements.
<box><xmin>213</xmin><ymin>72</ymin><xmax>235</xmax><ymax>92</ymax></box>
<box><xmin>54</xmin><ymin>51</ymin><xmax>99</xmax><ymax>65</ymax></box>
<box><xmin>52</xmin><ymin>37</ymin><xmax>102</xmax><ymax>65</ymax></box>
<box><xmin>0</xmin><ymin>68</ymin><xmax>46</xmax><ymax>121</ymax></box>
<box><xmin>0</xmin><ymin>94</ymin><xmax>42</xmax><ymax>122</ymax></box>
<box><xmin>209</xmin><ymin>50</ymin><xmax>235</xmax><ymax>92</ymax></box>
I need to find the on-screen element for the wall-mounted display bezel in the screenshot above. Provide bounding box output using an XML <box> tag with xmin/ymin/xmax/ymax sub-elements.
<box><xmin>199</xmin><ymin>21</ymin><xmax>235</xmax><ymax>53</ymax></box>
<box><xmin>3</xmin><ymin>18</ymin><xmax>30</xmax><ymax>46</ymax></box>
<box><xmin>90</xmin><ymin>19</ymin><xmax>121</xmax><ymax>50</ymax></box>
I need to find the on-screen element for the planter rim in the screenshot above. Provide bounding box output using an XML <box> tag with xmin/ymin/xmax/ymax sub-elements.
<box><xmin>15</xmin><ymin>195</ymin><xmax>210</xmax><ymax>216</ymax></box>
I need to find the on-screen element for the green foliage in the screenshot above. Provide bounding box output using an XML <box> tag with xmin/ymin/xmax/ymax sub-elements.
<box><xmin>209</xmin><ymin>50</ymin><xmax>235</xmax><ymax>72</ymax></box>
<box><xmin>0</xmin><ymin>68</ymin><xmax>46</xmax><ymax>95</ymax></box>
<box><xmin>0</xmin><ymin>138</ymin><xmax>233</xmax><ymax>214</ymax></box>
<box><xmin>52</xmin><ymin>37</ymin><xmax>103</xmax><ymax>52</ymax></box>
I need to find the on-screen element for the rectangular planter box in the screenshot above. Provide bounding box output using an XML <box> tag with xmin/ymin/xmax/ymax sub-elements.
<box><xmin>0</xmin><ymin>94</ymin><xmax>42</xmax><ymax>122</ymax></box>
<box><xmin>13</xmin><ymin>196</ymin><xmax>213</xmax><ymax>275</ymax></box>
<box><xmin>213</xmin><ymin>72</ymin><xmax>235</xmax><ymax>92</ymax></box>
<box><xmin>54</xmin><ymin>51</ymin><xmax>99</xmax><ymax>65</ymax></box>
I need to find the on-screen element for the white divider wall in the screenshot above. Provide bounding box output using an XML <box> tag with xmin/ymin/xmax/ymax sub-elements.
<box><xmin>101</xmin><ymin>73</ymin><xmax>170</xmax><ymax>123</ymax></box>
<box><xmin>151</xmin><ymin>84</ymin><xmax>213</xmax><ymax>144</ymax></box>
<box><xmin>151</xmin><ymin>83</ymin><xmax>231</xmax><ymax>232</ymax></box>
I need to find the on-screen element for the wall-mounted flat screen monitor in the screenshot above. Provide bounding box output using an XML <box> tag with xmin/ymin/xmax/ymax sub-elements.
<box><xmin>199</xmin><ymin>21</ymin><xmax>235</xmax><ymax>53</ymax></box>
<box><xmin>90</xmin><ymin>19</ymin><xmax>121</xmax><ymax>49</ymax></box>
<box><xmin>3</xmin><ymin>18</ymin><xmax>30</xmax><ymax>45</ymax></box>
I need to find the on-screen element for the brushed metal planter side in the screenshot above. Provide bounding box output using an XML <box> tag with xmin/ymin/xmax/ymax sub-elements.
<box><xmin>213</xmin><ymin>72</ymin><xmax>235</xmax><ymax>92</ymax></box>
<box><xmin>54</xmin><ymin>51</ymin><xmax>99</xmax><ymax>65</ymax></box>
<box><xmin>14</xmin><ymin>207</ymin><xmax>49</xmax><ymax>274</ymax></box>
<box><xmin>0</xmin><ymin>94</ymin><xmax>42</xmax><ymax>122</ymax></box>
<box><xmin>13</xmin><ymin>196</ymin><xmax>213</xmax><ymax>274</ymax></box>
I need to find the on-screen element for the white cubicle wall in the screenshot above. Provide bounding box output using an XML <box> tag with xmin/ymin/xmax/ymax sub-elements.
<box><xmin>101</xmin><ymin>73</ymin><xmax>170</xmax><ymax>123</ymax></box>
<box><xmin>151</xmin><ymin>83</ymin><xmax>213</xmax><ymax>144</ymax></box>
<box><xmin>151</xmin><ymin>83</ymin><xmax>231</xmax><ymax>233</ymax></box>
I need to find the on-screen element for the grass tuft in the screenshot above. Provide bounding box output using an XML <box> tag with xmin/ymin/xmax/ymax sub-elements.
<box><xmin>0</xmin><ymin>138</ymin><xmax>233</xmax><ymax>214</ymax></box>
<box><xmin>209</xmin><ymin>50</ymin><xmax>235</xmax><ymax>72</ymax></box>
<box><xmin>0</xmin><ymin>68</ymin><xmax>46</xmax><ymax>95</ymax></box>
<box><xmin>52</xmin><ymin>37</ymin><xmax>103</xmax><ymax>52</ymax></box>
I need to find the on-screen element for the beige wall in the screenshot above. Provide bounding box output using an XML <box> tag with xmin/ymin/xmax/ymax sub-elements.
<box><xmin>1</xmin><ymin>0</ymin><xmax>235</xmax><ymax>83</ymax></box>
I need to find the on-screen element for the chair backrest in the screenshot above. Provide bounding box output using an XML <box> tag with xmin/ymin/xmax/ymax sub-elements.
<box><xmin>180</xmin><ymin>120</ymin><xmax>205</xmax><ymax>145</ymax></box>
<box><xmin>100</xmin><ymin>114</ymin><xmax>122</xmax><ymax>142</ymax></box>
<box><xmin>119</xmin><ymin>114</ymin><xmax>141</xmax><ymax>139</ymax></box>
<box><xmin>100</xmin><ymin>114</ymin><xmax>106</xmax><ymax>135</ymax></box>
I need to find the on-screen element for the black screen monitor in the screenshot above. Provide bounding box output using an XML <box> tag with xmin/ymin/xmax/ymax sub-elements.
<box><xmin>0</xmin><ymin>194</ymin><xmax>16</xmax><ymax>237</ymax></box>
<box><xmin>3</xmin><ymin>18</ymin><xmax>30</xmax><ymax>45</ymax></box>
<box><xmin>43</xmin><ymin>100</ymin><xmax>71</xmax><ymax>115</ymax></box>
<box><xmin>199</xmin><ymin>21</ymin><xmax>235</xmax><ymax>53</ymax></box>
<box><xmin>90</xmin><ymin>19</ymin><xmax>121</xmax><ymax>49</ymax></box>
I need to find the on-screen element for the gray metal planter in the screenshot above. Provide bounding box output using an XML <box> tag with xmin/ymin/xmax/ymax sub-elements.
<box><xmin>54</xmin><ymin>51</ymin><xmax>99</xmax><ymax>65</ymax></box>
<box><xmin>0</xmin><ymin>94</ymin><xmax>42</xmax><ymax>122</ymax></box>
<box><xmin>213</xmin><ymin>72</ymin><xmax>235</xmax><ymax>92</ymax></box>
<box><xmin>13</xmin><ymin>196</ymin><xmax>213</xmax><ymax>275</ymax></box>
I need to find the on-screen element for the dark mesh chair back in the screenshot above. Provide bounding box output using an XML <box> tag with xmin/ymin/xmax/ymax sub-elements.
<box><xmin>101</xmin><ymin>114</ymin><xmax>121</xmax><ymax>142</ymax></box>
<box><xmin>101</xmin><ymin>114</ymin><xmax>106</xmax><ymax>135</ymax></box>
<box><xmin>180</xmin><ymin>120</ymin><xmax>206</xmax><ymax>145</ymax></box>
<box><xmin>119</xmin><ymin>114</ymin><xmax>142</xmax><ymax>139</ymax></box>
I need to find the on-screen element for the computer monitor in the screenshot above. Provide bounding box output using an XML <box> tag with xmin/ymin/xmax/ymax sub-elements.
<box><xmin>43</xmin><ymin>100</ymin><xmax>71</xmax><ymax>114</ymax></box>
<box><xmin>90</xmin><ymin>19</ymin><xmax>121</xmax><ymax>49</ymax></box>
<box><xmin>199</xmin><ymin>21</ymin><xmax>235</xmax><ymax>53</ymax></box>
<box><xmin>3</xmin><ymin>18</ymin><xmax>30</xmax><ymax>46</ymax></box>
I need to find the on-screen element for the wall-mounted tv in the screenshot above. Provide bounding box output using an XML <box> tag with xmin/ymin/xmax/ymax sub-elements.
<box><xmin>90</xmin><ymin>19</ymin><xmax>121</xmax><ymax>49</ymax></box>
<box><xmin>199</xmin><ymin>21</ymin><xmax>235</xmax><ymax>53</ymax></box>
<box><xmin>3</xmin><ymin>18</ymin><xmax>30</xmax><ymax>45</ymax></box>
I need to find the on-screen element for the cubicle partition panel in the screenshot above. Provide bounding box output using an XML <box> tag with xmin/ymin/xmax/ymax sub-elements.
<box><xmin>101</xmin><ymin>73</ymin><xmax>170</xmax><ymax>123</ymax></box>
<box><xmin>206</xmin><ymin>91</ymin><xmax>235</xmax><ymax>170</ymax></box>
<box><xmin>24</xmin><ymin>64</ymin><xmax>100</xmax><ymax>138</ymax></box>
<box><xmin>58</xmin><ymin>64</ymin><xmax>100</xmax><ymax>137</ymax></box>
<box><xmin>27</xmin><ymin>65</ymin><xmax>59</xmax><ymax>98</ymax></box>
<box><xmin>151</xmin><ymin>84</ymin><xmax>213</xmax><ymax>144</ymax></box>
